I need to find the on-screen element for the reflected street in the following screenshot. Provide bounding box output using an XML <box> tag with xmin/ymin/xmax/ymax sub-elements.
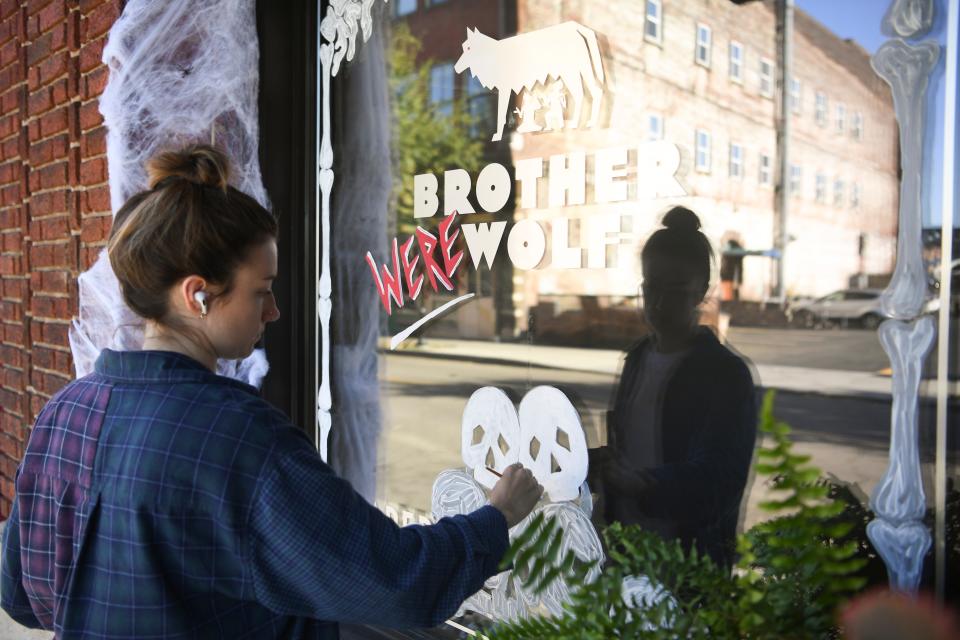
<box><xmin>376</xmin><ymin>326</ymin><xmax>954</xmax><ymax>530</ymax></box>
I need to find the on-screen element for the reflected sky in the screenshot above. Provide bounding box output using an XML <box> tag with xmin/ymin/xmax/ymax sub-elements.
<box><xmin>799</xmin><ymin>0</ymin><xmax>953</xmax><ymax>227</ymax></box>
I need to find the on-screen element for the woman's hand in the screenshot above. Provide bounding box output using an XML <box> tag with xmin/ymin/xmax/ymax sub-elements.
<box><xmin>489</xmin><ymin>463</ymin><xmax>544</xmax><ymax>528</ymax></box>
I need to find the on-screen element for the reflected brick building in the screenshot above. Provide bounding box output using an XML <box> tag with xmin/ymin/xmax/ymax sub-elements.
<box><xmin>393</xmin><ymin>0</ymin><xmax>898</xmax><ymax>337</ymax></box>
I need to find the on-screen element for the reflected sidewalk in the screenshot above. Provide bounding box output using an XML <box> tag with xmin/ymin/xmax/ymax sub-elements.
<box><xmin>379</xmin><ymin>336</ymin><xmax>958</xmax><ymax>401</ymax></box>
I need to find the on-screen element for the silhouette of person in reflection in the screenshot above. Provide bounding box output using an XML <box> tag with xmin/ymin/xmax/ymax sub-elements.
<box><xmin>590</xmin><ymin>206</ymin><xmax>758</xmax><ymax>569</ymax></box>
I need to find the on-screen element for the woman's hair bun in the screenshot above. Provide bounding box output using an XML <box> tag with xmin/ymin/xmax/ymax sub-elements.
<box><xmin>146</xmin><ymin>143</ymin><xmax>230</xmax><ymax>191</ymax></box>
<box><xmin>661</xmin><ymin>206</ymin><xmax>701</xmax><ymax>233</ymax></box>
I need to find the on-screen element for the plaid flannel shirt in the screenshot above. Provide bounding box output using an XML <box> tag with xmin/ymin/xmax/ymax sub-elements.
<box><xmin>1</xmin><ymin>349</ymin><xmax>508</xmax><ymax>639</ymax></box>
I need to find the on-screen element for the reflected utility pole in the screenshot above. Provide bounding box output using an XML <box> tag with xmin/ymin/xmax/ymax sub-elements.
<box><xmin>774</xmin><ymin>0</ymin><xmax>794</xmax><ymax>303</ymax></box>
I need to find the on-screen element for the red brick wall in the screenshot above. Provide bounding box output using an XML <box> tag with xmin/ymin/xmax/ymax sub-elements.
<box><xmin>0</xmin><ymin>0</ymin><xmax>121</xmax><ymax>518</ymax></box>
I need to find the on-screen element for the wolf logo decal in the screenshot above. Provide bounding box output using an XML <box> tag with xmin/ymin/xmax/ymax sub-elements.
<box><xmin>454</xmin><ymin>22</ymin><xmax>605</xmax><ymax>142</ymax></box>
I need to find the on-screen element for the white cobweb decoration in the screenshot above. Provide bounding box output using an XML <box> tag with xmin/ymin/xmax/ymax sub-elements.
<box><xmin>68</xmin><ymin>0</ymin><xmax>270</xmax><ymax>387</ymax></box>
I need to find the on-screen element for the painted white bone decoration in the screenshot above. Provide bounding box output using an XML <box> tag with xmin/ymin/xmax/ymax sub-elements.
<box><xmin>867</xmin><ymin>0</ymin><xmax>941</xmax><ymax>594</ymax></box>
<box><xmin>871</xmin><ymin>38</ymin><xmax>940</xmax><ymax>320</ymax></box>
<box><xmin>881</xmin><ymin>0</ymin><xmax>934</xmax><ymax>39</ymax></box>
<box><xmin>869</xmin><ymin>316</ymin><xmax>936</xmax><ymax>590</ymax></box>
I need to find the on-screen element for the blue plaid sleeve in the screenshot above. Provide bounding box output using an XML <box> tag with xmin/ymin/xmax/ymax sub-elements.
<box><xmin>1</xmin><ymin>496</ymin><xmax>43</xmax><ymax>629</ymax></box>
<box><xmin>246</xmin><ymin>442</ymin><xmax>508</xmax><ymax>628</ymax></box>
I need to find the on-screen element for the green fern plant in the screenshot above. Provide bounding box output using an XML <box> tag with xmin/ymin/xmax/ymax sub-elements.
<box><xmin>479</xmin><ymin>390</ymin><xmax>867</xmax><ymax>639</ymax></box>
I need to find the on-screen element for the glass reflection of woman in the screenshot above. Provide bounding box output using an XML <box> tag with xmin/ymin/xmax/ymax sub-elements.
<box><xmin>594</xmin><ymin>206</ymin><xmax>757</xmax><ymax>570</ymax></box>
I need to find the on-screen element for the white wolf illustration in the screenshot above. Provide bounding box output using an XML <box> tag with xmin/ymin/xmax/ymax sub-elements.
<box><xmin>454</xmin><ymin>22</ymin><xmax>605</xmax><ymax>142</ymax></box>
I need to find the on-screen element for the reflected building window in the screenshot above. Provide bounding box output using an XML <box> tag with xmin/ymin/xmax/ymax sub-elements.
<box><xmin>729</xmin><ymin>142</ymin><xmax>743</xmax><ymax>179</ymax></box>
<box><xmin>429</xmin><ymin>62</ymin><xmax>455</xmax><ymax>117</ymax></box>
<box><xmin>394</xmin><ymin>0</ymin><xmax>417</xmax><ymax>17</ymax></box>
<box><xmin>645</xmin><ymin>0</ymin><xmax>662</xmax><ymax>44</ymax></box>
<box><xmin>835</xmin><ymin>103</ymin><xmax>846</xmax><ymax>133</ymax></box>
<box><xmin>789</xmin><ymin>163</ymin><xmax>802</xmax><ymax>196</ymax></box>
<box><xmin>696</xmin><ymin>23</ymin><xmax>712</xmax><ymax>67</ymax></box>
<box><xmin>816</xmin><ymin>173</ymin><xmax>827</xmax><ymax>203</ymax></box>
<box><xmin>816</xmin><ymin>91</ymin><xmax>828</xmax><ymax>126</ymax></box>
<box><xmin>648</xmin><ymin>113</ymin><xmax>664</xmax><ymax>141</ymax></box>
<box><xmin>759</xmin><ymin>57</ymin><xmax>773</xmax><ymax>98</ymax></box>
<box><xmin>467</xmin><ymin>74</ymin><xmax>494</xmax><ymax>137</ymax></box>
<box><xmin>695</xmin><ymin>129</ymin><xmax>711</xmax><ymax>172</ymax></box>
<box><xmin>853</xmin><ymin>112</ymin><xmax>864</xmax><ymax>140</ymax></box>
<box><xmin>729</xmin><ymin>41</ymin><xmax>743</xmax><ymax>83</ymax></box>
<box><xmin>789</xmin><ymin>77</ymin><xmax>801</xmax><ymax>114</ymax></box>
<box><xmin>834</xmin><ymin>178</ymin><xmax>845</xmax><ymax>207</ymax></box>
<box><xmin>851</xmin><ymin>182</ymin><xmax>860</xmax><ymax>208</ymax></box>
<box><xmin>759</xmin><ymin>152</ymin><xmax>772</xmax><ymax>186</ymax></box>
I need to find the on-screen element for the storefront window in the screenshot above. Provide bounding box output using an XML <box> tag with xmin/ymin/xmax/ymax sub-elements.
<box><xmin>320</xmin><ymin>0</ymin><xmax>959</xmax><ymax>630</ymax></box>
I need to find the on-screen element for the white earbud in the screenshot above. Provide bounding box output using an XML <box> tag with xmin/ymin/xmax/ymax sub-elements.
<box><xmin>194</xmin><ymin>291</ymin><xmax>208</xmax><ymax>318</ymax></box>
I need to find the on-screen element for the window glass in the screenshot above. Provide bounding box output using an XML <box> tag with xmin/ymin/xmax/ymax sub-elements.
<box><xmin>394</xmin><ymin>0</ymin><xmax>416</xmax><ymax>17</ymax></box>
<box><xmin>834</xmin><ymin>178</ymin><xmax>845</xmax><ymax>207</ymax></box>
<box><xmin>729</xmin><ymin>142</ymin><xmax>743</xmax><ymax>179</ymax></box>
<box><xmin>429</xmin><ymin>62</ymin><xmax>455</xmax><ymax>116</ymax></box>
<box><xmin>645</xmin><ymin>0</ymin><xmax>662</xmax><ymax>43</ymax></box>
<box><xmin>816</xmin><ymin>91</ymin><xmax>828</xmax><ymax>125</ymax></box>
<box><xmin>729</xmin><ymin>41</ymin><xmax>743</xmax><ymax>82</ymax></box>
<box><xmin>759</xmin><ymin>57</ymin><xmax>773</xmax><ymax>97</ymax></box>
<box><xmin>696</xmin><ymin>24</ymin><xmax>712</xmax><ymax>67</ymax></box>
<box><xmin>328</xmin><ymin>1</ymin><xmax>959</xmax><ymax>628</ymax></box>
<box><xmin>853</xmin><ymin>111</ymin><xmax>864</xmax><ymax>140</ymax></box>
<box><xmin>466</xmin><ymin>74</ymin><xmax>494</xmax><ymax>137</ymax></box>
<box><xmin>789</xmin><ymin>77</ymin><xmax>801</xmax><ymax>114</ymax></box>
<box><xmin>648</xmin><ymin>113</ymin><xmax>664</xmax><ymax>141</ymax></box>
<box><xmin>696</xmin><ymin>129</ymin><xmax>711</xmax><ymax>171</ymax></box>
<box><xmin>759</xmin><ymin>152</ymin><xmax>772</xmax><ymax>185</ymax></box>
<box><xmin>816</xmin><ymin>173</ymin><xmax>826</xmax><ymax>203</ymax></box>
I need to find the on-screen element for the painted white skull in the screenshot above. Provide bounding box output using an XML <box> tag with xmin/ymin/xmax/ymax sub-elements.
<box><xmin>461</xmin><ymin>386</ymin><xmax>521</xmax><ymax>490</ymax></box>
<box><xmin>460</xmin><ymin>385</ymin><xmax>587</xmax><ymax>501</ymax></box>
<box><xmin>517</xmin><ymin>386</ymin><xmax>588</xmax><ymax>501</ymax></box>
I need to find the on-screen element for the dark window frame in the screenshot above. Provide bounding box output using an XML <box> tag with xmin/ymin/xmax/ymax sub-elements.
<box><xmin>256</xmin><ymin>0</ymin><xmax>320</xmax><ymax>438</ymax></box>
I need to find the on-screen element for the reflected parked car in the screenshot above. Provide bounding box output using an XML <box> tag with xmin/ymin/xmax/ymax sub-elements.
<box><xmin>923</xmin><ymin>259</ymin><xmax>960</xmax><ymax>316</ymax></box>
<box><xmin>786</xmin><ymin>289</ymin><xmax>885</xmax><ymax>329</ymax></box>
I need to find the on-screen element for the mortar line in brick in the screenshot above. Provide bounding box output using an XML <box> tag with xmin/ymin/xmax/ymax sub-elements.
<box><xmin>31</xmin><ymin>366</ymin><xmax>72</xmax><ymax>378</ymax></box>
<box><xmin>26</xmin><ymin>342</ymin><xmax>69</xmax><ymax>352</ymax></box>
<box><xmin>20</xmin><ymin>133</ymin><xmax>73</xmax><ymax>148</ymax></box>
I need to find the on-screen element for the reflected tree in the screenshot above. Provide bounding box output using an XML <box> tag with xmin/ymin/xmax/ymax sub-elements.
<box><xmin>388</xmin><ymin>23</ymin><xmax>484</xmax><ymax>239</ymax></box>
